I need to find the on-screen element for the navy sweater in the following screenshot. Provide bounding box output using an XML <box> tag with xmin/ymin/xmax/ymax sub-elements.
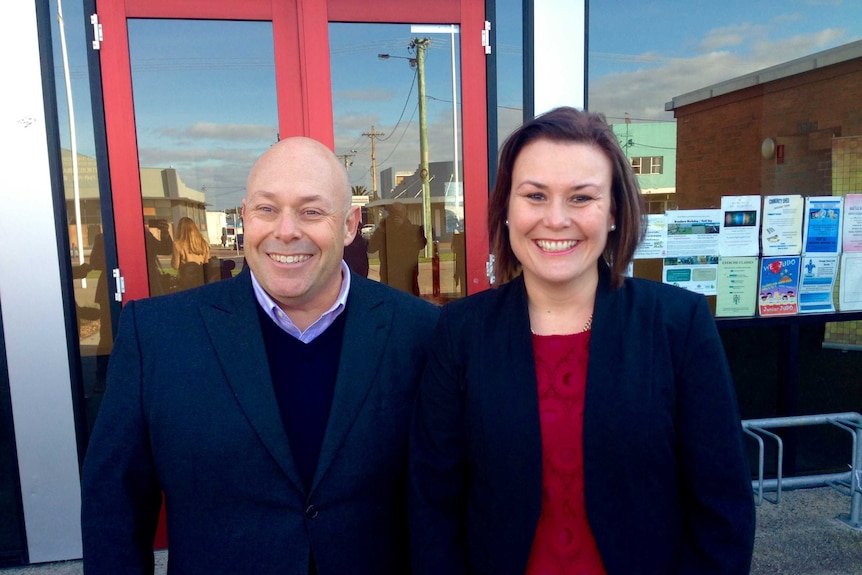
<box><xmin>258</xmin><ymin>306</ymin><xmax>347</xmax><ymax>489</ymax></box>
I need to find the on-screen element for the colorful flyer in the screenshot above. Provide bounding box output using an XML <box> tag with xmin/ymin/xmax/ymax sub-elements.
<box><xmin>842</xmin><ymin>193</ymin><xmax>862</xmax><ymax>253</ymax></box>
<box><xmin>633</xmin><ymin>214</ymin><xmax>668</xmax><ymax>259</ymax></box>
<box><xmin>802</xmin><ymin>196</ymin><xmax>843</xmax><ymax>254</ymax></box>
<box><xmin>758</xmin><ymin>256</ymin><xmax>801</xmax><ymax>316</ymax></box>
<box><xmin>665</xmin><ymin>209</ymin><xmax>721</xmax><ymax>257</ymax></box>
<box><xmin>838</xmin><ymin>253</ymin><xmax>862</xmax><ymax>312</ymax></box>
<box><xmin>798</xmin><ymin>256</ymin><xmax>838</xmax><ymax>313</ymax></box>
<box><xmin>719</xmin><ymin>195</ymin><xmax>761</xmax><ymax>257</ymax></box>
<box><xmin>662</xmin><ymin>256</ymin><xmax>719</xmax><ymax>296</ymax></box>
<box><xmin>716</xmin><ymin>257</ymin><xmax>759</xmax><ymax>317</ymax></box>
<box><xmin>761</xmin><ymin>195</ymin><xmax>803</xmax><ymax>256</ymax></box>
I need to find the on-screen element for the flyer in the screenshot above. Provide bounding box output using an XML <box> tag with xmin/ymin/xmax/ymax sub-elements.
<box><xmin>798</xmin><ymin>256</ymin><xmax>838</xmax><ymax>314</ymax></box>
<box><xmin>633</xmin><ymin>214</ymin><xmax>667</xmax><ymax>259</ymax></box>
<box><xmin>761</xmin><ymin>195</ymin><xmax>803</xmax><ymax>256</ymax></box>
<box><xmin>665</xmin><ymin>209</ymin><xmax>721</xmax><ymax>257</ymax></box>
<box><xmin>802</xmin><ymin>196</ymin><xmax>843</xmax><ymax>254</ymax></box>
<box><xmin>715</xmin><ymin>257</ymin><xmax>759</xmax><ymax>317</ymax></box>
<box><xmin>842</xmin><ymin>193</ymin><xmax>862</xmax><ymax>253</ymax></box>
<box><xmin>838</xmin><ymin>253</ymin><xmax>862</xmax><ymax>311</ymax></box>
<box><xmin>719</xmin><ymin>195</ymin><xmax>761</xmax><ymax>257</ymax></box>
<box><xmin>662</xmin><ymin>256</ymin><xmax>719</xmax><ymax>296</ymax></box>
<box><xmin>758</xmin><ymin>256</ymin><xmax>801</xmax><ymax>316</ymax></box>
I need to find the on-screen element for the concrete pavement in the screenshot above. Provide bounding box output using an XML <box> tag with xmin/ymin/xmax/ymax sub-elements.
<box><xmin>2</xmin><ymin>486</ymin><xmax>861</xmax><ymax>574</ymax></box>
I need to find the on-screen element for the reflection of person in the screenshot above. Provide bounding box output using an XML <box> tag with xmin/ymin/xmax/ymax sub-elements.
<box><xmin>368</xmin><ymin>202</ymin><xmax>426</xmax><ymax>296</ymax></box>
<box><xmin>343</xmin><ymin>221</ymin><xmax>369</xmax><ymax>278</ymax></box>
<box><xmin>81</xmin><ymin>137</ymin><xmax>439</xmax><ymax>575</ymax></box>
<box><xmin>171</xmin><ymin>216</ymin><xmax>211</xmax><ymax>291</ymax></box>
<box><xmin>409</xmin><ymin>107</ymin><xmax>755</xmax><ymax>574</ymax></box>
<box><xmin>145</xmin><ymin>219</ymin><xmax>174</xmax><ymax>296</ymax></box>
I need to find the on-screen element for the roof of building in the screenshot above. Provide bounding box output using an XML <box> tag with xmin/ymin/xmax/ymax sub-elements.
<box><xmin>665</xmin><ymin>39</ymin><xmax>862</xmax><ymax>111</ymax></box>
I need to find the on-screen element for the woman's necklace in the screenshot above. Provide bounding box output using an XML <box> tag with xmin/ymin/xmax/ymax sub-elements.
<box><xmin>530</xmin><ymin>313</ymin><xmax>593</xmax><ymax>335</ymax></box>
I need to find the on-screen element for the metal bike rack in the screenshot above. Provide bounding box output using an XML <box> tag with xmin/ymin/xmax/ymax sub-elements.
<box><xmin>742</xmin><ymin>411</ymin><xmax>862</xmax><ymax>529</ymax></box>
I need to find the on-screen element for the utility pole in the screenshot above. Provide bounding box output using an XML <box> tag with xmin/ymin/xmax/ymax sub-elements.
<box><xmin>337</xmin><ymin>150</ymin><xmax>356</xmax><ymax>171</ymax></box>
<box><xmin>412</xmin><ymin>37</ymin><xmax>433</xmax><ymax>258</ymax></box>
<box><xmin>362</xmin><ymin>127</ymin><xmax>385</xmax><ymax>201</ymax></box>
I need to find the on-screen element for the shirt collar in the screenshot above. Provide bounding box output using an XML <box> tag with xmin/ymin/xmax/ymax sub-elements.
<box><xmin>250</xmin><ymin>260</ymin><xmax>351</xmax><ymax>343</ymax></box>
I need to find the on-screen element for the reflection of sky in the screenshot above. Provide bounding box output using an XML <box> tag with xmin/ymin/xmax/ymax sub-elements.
<box><xmin>589</xmin><ymin>0</ymin><xmax>862</xmax><ymax>122</ymax></box>
<box><xmin>52</xmin><ymin>0</ymin><xmax>862</xmax><ymax>210</ymax></box>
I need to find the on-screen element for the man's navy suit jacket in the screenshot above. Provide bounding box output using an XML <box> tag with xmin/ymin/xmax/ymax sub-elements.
<box><xmin>81</xmin><ymin>268</ymin><xmax>439</xmax><ymax>575</ymax></box>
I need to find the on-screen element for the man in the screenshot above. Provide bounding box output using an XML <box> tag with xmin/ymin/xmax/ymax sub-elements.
<box><xmin>81</xmin><ymin>137</ymin><xmax>440</xmax><ymax>575</ymax></box>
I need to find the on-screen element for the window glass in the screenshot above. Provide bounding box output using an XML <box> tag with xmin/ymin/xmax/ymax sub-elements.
<box><xmin>329</xmin><ymin>22</ymin><xmax>466</xmax><ymax>301</ymax></box>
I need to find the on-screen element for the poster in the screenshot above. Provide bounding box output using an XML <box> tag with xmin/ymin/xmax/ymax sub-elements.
<box><xmin>798</xmin><ymin>256</ymin><xmax>838</xmax><ymax>314</ymax></box>
<box><xmin>838</xmin><ymin>253</ymin><xmax>862</xmax><ymax>312</ymax></box>
<box><xmin>633</xmin><ymin>214</ymin><xmax>667</xmax><ymax>259</ymax></box>
<box><xmin>758</xmin><ymin>256</ymin><xmax>801</xmax><ymax>316</ymax></box>
<box><xmin>665</xmin><ymin>209</ymin><xmax>721</xmax><ymax>257</ymax></box>
<box><xmin>662</xmin><ymin>256</ymin><xmax>719</xmax><ymax>296</ymax></box>
<box><xmin>719</xmin><ymin>195</ymin><xmax>760</xmax><ymax>257</ymax></box>
<box><xmin>802</xmin><ymin>196</ymin><xmax>843</xmax><ymax>254</ymax></box>
<box><xmin>715</xmin><ymin>257</ymin><xmax>759</xmax><ymax>317</ymax></box>
<box><xmin>761</xmin><ymin>195</ymin><xmax>803</xmax><ymax>256</ymax></box>
<box><xmin>842</xmin><ymin>194</ymin><xmax>862</xmax><ymax>253</ymax></box>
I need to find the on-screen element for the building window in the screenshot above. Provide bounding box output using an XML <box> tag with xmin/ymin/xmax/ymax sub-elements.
<box><xmin>631</xmin><ymin>156</ymin><xmax>663</xmax><ymax>175</ymax></box>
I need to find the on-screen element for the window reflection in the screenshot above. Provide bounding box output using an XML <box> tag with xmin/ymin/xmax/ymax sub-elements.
<box><xmin>329</xmin><ymin>23</ymin><xmax>465</xmax><ymax>301</ymax></box>
<box><xmin>127</xmin><ymin>19</ymin><xmax>278</xmax><ymax>298</ymax></box>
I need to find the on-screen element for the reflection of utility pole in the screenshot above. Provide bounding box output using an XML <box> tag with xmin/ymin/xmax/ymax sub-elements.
<box><xmin>337</xmin><ymin>150</ymin><xmax>356</xmax><ymax>171</ymax></box>
<box><xmin>411</xmin><ymin>37</ymin><xmax>433</xmax><ymax>258</ymax></box>
<box><xmin>362</xmin><ymin>127</ymin><xmax>385</xmax><ymax>200</ymax></box>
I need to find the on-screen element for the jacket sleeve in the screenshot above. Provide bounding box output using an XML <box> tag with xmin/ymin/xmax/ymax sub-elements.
<box><xmin>81</xmin><ymin>301</ymin><xmax>162</xmax><ymax>575</ymax></box>
<box><xmin>408</xmin><ymin>307</ymin><xmax>469</xmax><ymax>575</ymax></box>
<box><xmin>675</xmin><ymin>297</ymin><xmax>756</xmax><ymax>574</ymax></box>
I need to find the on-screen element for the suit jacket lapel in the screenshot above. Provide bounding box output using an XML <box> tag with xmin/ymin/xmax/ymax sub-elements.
<box><xmin>198</xmin><ymin>269</ymin><xmax>306</xmax><ymax>493</ymax></box>
<box><xmin>310</xmin><ymin>276</ymin><xmax>391</xmax><ymax>493</ymax></box>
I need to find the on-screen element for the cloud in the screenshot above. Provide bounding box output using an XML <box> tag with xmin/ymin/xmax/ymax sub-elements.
<box><xmin>589</xmin><ymin>28</ymin><xmax>850</xmax><ymax>122</ymax></box>
<box><xmin>699</xmin><ymin>23</ymin><xmax>768</xmax><ymax>52</ymax></box>
<box><xmin>334</xmin><ymin>88</ymin><xmax>393</xmax><ymax>101</ymax></box>
<box><xmin>159</xmin><ymin>122</ymin><xmax>277</xmax><ymax>142</ymax></box>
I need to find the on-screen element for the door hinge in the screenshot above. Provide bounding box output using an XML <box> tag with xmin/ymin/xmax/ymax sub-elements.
<box><xmin>90</xmin><ymin>14</ymin><xmax>103</xmax><ymax>50</ymax></box>
<box><xmin>481</xmin><ymin>20</ymin><xmax>492</xmax><ymax>55</ymax></box>
<box><xmin>485</xmin><ymin>254</ymin><xmax>496</xmax><ymax>285</ymax></box>
<box><xmin>112</xmin><ymin>268</ymin><xmax>125</xmax><ymax>302</ymax></box>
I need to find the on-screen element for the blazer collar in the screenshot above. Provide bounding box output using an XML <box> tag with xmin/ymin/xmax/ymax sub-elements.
<box><xmin>197</xmin><ymin>268</ymin><xmax>306</xmax><ymax>492</ymax></box>
<box><xmin>310</xmin><ymin>275</ymin><xmax>393</xmax><ymax>494</ymax></box>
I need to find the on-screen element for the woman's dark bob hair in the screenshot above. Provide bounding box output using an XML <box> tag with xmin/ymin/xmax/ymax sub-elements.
<box><xmin>488</xmin><ymin>106</ymin><xmax>646</xmax><ymax>289</ymax></box>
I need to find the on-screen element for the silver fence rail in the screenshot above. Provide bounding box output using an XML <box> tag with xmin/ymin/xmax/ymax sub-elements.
<box><xmin>742</xmin><ymin>411</ymin><xmax>862</xmax><ymax>529</ymax></box>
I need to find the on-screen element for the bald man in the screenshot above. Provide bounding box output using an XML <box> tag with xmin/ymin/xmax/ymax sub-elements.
<box><xmin>81</xmin><ymin>137</ymin><xmax>440</xmax><ymax>575</ymax></box>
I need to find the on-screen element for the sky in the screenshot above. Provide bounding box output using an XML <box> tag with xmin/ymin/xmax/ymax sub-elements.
<box><xmin>52</xmin><ymin>0</ymin><xmax>862</xmax><ymax>211</ymax></box>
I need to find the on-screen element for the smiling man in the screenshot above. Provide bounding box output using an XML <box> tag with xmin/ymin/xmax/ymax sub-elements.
<box><xmin>81</xmin><ymin>137</ymin><xmax>440</xmax><ymax>575</ymax></box>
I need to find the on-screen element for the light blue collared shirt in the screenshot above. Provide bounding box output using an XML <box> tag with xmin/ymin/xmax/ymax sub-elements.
<box><xmin>250</xmin><ymin>260</ymin><xmax>351</xmax><ymax>343</ymax></box>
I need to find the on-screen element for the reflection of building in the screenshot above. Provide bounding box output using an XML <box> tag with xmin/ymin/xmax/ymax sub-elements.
<box><xmin>667</xmin><ymin>40</ymin><xmax>862</xmax><ymax>209</ymax></box>
<box><xmin>371</xmin><ymin>161</ymin><xmax>464</xmax><ymax>242</ymax></box>
<box><xmin>611</xmin><ymin>121</ymin><xmax>677</xmax><ymax>214</ymax></box>
<box><xmin>63</xmin><ymin>150</ymin><xmax>208</xmax><ymax>252</ymax></box>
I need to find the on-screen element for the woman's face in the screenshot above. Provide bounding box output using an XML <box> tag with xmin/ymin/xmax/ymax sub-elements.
<box><xmin>507</xmin><ymin>138</ymin><xmax>615</xmax><ymax>292</ymax></box>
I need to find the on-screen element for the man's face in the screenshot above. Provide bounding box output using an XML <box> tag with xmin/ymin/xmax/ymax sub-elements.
<box><xmin>242</xmin><ymin>138</ymin><xmax>359</xmax><ymax>316</ymax></box>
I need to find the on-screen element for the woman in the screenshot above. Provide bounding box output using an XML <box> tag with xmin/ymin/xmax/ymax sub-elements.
<box><xmin>171</xmin><ymin>216</ymin><xmax>211</xmax><ymax>291</ymax></box>
<box><xmin>409</xmin><ymin>107</ymin><xmax>755</xmax><ymax>574</ymax></box>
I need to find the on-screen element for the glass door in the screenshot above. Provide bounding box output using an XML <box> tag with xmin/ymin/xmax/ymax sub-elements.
<box><xmin>98</xmin><ymin>0</ymin><xmax>488</xmax><ymax>305</ymax></box>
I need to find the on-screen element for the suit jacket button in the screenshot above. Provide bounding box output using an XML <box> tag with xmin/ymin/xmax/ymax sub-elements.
<box><xmin>305</xmin><ymin>504</ymin><xmax>319</xmax><ymax>519</ymax></box>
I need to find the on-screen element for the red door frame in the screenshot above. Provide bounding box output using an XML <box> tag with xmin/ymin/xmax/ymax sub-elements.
<box><xmin>96</xmin><ymin>0</ymin><xmax>489</xmax><ymax>551</ymax></box>
<box><xmin>98</xmin><ymin>0</ymin><xmax>489</xmax><ymax>304</ymax></box>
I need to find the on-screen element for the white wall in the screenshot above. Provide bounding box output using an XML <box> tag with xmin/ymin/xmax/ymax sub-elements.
<box><xmin>533</xmin><ymin>0</ymin><xmax>586</xmax><ymax>114</ymax></box>
<box><xmin>0</xmin><ymin>0</ymin><xmax>83</xmax><ymax>562</ymax></box>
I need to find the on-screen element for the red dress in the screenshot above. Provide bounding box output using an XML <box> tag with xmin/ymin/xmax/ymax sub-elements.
<box><xmin>525</xmin><ymin>331</ymin><xmax>607</xmax><ymax>575</ymax></box>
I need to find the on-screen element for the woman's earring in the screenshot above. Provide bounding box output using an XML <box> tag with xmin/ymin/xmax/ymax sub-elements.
<box><xmin>505</xmin><ymin>220</ymin><xmax>509</xmax><ymax>226</ymax></box>
<box><xmin>609</xmin><ymin>224</ymin><xmax>616</xmax><ymax>231</ymax></box>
